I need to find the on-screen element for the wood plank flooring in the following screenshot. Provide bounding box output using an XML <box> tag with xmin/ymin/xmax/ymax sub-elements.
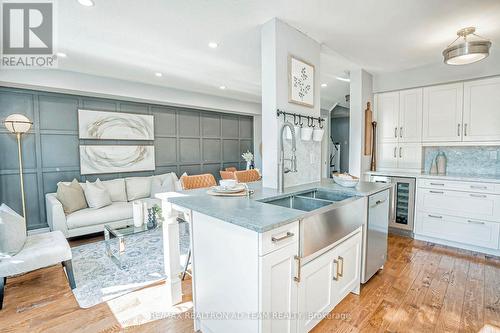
<box><xmin>0</xmin><ymin>234</ymin><xmax>499</xmax><ymax>333</ymax></box>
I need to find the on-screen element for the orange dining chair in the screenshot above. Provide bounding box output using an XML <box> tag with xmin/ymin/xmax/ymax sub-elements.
<box><xmin>220</xmin><ymin>170</ymin><xmax>235</xmax><ymax>180</ymax></box>
<box><xmin>225</xmin><ymin>167</ymin><xmax>237</xmax><ymax>172</ymax></box>
<box><xmin>181</xmin><ymin>173</ymin><xmax>217</xmax><ymax>190</ymax></box>
<box><xmin>234</xmin><ymin>170</ymin><xmax>261</xmax><ymax>183</ymax></box>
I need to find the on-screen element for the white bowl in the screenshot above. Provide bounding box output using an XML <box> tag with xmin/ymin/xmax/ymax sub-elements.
<box><xmin>219</xmin><ymin>179</ymin><xmax>237</xmax><ymax>189</ymax></box>
<box><xmin>301</xmin><ymin>127</ymin><xmax>313</xmax><ymax>141</ymax></box>
<box><xmin>312</xmin><ymin>128</ymin><xmax>324</xmax><ymax>142</ymax></box>
<box><xmin>332</xmin><ymin>174</ymin><xmax>359</xmax><ymax>188</ymax></box>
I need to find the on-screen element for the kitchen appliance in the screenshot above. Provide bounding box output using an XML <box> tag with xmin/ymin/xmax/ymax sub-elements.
<box><xmin>369</xmin><ymin>175</ymin><xmax>416</xmax><ymax>235</ymax></box>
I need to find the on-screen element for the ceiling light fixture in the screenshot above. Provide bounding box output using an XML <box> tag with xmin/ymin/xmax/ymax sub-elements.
<box><xmin>56</xmin><ymin>52</ymin><xmax>67</xmax><ymax>58</ymax></box>
<box><xmin>208</xmin><ymin>42</ymin><xmax>219</xmax><ymax>49</ymax></box>
<box><xmin>321</xmin><ymin>83</ymin><xmax>328</xmax><ymax>88</ymax></box>
<box><xmin>78</xmin><ymin>0</ymin><xmax>95</xmax><ymax>7</ymax></box>
<box><xmin>219</xmin><ymin>86</ymin><xmax>226</xmax><ymax>90</ymax></box>
<box><xmin>155</xmin><ymin>72</ymin><xmax>163</xmax><ymax>77</ymax></box>
<box><xmin>443</xmin><ymin>27</ymin><xmax>491</xmax><ymax>65</ymax></box>
<box><xmin>335</xmin><ymin>76</ymin><xmax>350</xmax><ymax>83</ymax></box>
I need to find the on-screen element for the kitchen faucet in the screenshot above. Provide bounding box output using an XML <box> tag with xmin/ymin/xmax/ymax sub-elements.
<box><xmin>278</xmin><ymin>121</ymin><xmax>298</xmax><ymax>193</ymax></box>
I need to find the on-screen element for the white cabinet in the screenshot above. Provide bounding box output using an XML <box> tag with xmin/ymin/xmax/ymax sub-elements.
<box><xmin>399</xmin><ymin>88</ymin><xmax>423</xmax><ymax>143</ymax></box>
<box><xmin>375</xmin><ymin>92</ymin><xmax>399</xmax><ymax>143</ymax></box>
<box><xmin>422</xmin><ymin>83</ymin><xmax>463</xmax><ymax>142</ymax></box>
<box><xmin>377</xmin><ymin>142</ymin><xmax>398</xmax><ymax>169</ymax></box>
<box><xmin>260</xmin><ymin>242</ymin><xmax>298</xmax><ymax>333</ymax></box>
<box><xmin>463</xmin><ymin>76</ymin><xmax>500</xmax><ymax>142</ymax></box>
<box><xmin>331</xmin><ymin>231</ymin><xmax>362</xmax><ymax>305</ymax></box>
<box><xmin>377</xmin><ymin>142</ymin><xmax>422</xmax><ymax>170</ymax></box>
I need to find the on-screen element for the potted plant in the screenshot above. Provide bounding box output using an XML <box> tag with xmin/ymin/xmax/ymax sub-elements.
<box><xmin>242</xmin><ymin>151</ymin><xmax>254</xmax><ymax>170</ymax></box>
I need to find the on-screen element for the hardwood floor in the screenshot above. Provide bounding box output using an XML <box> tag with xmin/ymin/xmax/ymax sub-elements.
<box><xmin>1</xmin><ymin>234</ymin><xmax>499</xmax><ymax>333</ymax></box>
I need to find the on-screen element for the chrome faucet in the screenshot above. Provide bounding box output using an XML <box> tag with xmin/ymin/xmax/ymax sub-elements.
<box><xmin>278</xmin><ymin>121</ymin><xmax>298</xmax><ymax>193</ymax></box>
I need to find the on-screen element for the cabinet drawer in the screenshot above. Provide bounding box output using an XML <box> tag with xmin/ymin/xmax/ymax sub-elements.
<box><xmin>418</xmin><ymin>178</ymin><xmax>499</xmax><ymax>194</ymax></box>
<box><xmin>417</xmin><ymin>188</ymin><xmax>500</xmax><ymax>222</ymax></box>
<box><xmin>259</xmin><ymin>221</ymin><xmax>299</xmax><ymax>256</ymax></box>
<box><xmin>416</xmin><ymin>211</ymin><xmax>500</xmax><ymax>249</ymax></box>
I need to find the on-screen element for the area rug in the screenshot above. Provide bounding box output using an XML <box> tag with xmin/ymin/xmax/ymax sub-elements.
<box><xmin>71</xmin><ymin>222</ymin><xmax>190</xmax><ymax>308</ymax></box>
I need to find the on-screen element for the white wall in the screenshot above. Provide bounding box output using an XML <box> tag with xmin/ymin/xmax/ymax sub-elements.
<box><xmin>349</xmin><ymin>69</ymin><xmax>373</xmax><ymax>178</ymax></box>
<box><xmin>253</xmin><ymin>115</ymin><xmax>262</xmax><ymax>170</ymax></box>
<box><xmin>0</xmin><ymin>69</ymin><xmax>261</xmax><ymax>115</ymax></box>
<box><xmin>261</xmin><ymin>18</ymin><xmax>322</xmax><ymax>189</ymax></box>
<box><xmin>373</xmin><ymin>53</ymin><xmax>500</xmax><ymax>93</ymax></box>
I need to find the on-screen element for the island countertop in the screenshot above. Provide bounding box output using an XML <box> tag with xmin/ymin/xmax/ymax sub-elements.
<box><xmin>159</xmin><ymin>179</ymin><xmax>392</xmax><ymax>233</ymax></box>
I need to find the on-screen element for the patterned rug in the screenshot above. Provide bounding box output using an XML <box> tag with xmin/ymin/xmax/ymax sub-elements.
<box><xmin>71</xmin><ymin>222</ymin><xmax>190</xmax><ymax>308</ymax></box>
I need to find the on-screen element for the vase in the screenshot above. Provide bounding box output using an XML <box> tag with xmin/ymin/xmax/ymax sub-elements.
<box><xmin>246</xmin><ymin>161</ymin><xmax>251</xmax><ymax>170</ymax></box>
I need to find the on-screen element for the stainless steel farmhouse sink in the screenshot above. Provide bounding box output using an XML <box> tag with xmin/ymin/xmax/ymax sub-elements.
<box><xmin>259</xmin><ymin>189</ymin><xmax>366</xmax><ymax>262</ymax></box>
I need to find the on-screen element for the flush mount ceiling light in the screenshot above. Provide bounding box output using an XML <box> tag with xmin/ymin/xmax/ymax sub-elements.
<box><xmin>443</xmin><ymin>27</ymin><xmax>491</xmax><ymax>65</ymax></box>
<box><xmin>208</xmin><ymin>42</ymin><xmax>219</xmax><ymax>49</ymax></box>
<box><xmin>78</xmin><ymin>0</ymin><xmax>95</xmax><ymax>6</ymax></box>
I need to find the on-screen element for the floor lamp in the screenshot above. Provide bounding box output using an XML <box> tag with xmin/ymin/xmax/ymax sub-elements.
<box><xmin>4</xmin><ymin>114</ymin><xmax>33</xmax><ymax>223</ymax></box>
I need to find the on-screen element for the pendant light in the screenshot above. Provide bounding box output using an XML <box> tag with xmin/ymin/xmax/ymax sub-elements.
<box><xmin>443</xmin><ymin>27</ymin><xmax>491</xmax><ymax>65</ymax></box>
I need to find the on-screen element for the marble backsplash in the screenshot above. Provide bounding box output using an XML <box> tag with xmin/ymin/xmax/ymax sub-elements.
<box><xmin>424</xmin><ymin>146</ymin><xmax>500</xmax><ymax>176</ymax></box>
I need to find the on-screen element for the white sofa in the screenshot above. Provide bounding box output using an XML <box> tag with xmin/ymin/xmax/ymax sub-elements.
<box><xmin>46</xmin><ymin>173</ymin><xmax>180</xmax><ymax>238</ymax></box>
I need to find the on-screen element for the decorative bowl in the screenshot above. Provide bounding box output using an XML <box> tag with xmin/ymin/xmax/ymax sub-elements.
<box><xmin>332</xmin><ymin>173</ymin><xmax>359</xmax><ymax>188</ymax></box>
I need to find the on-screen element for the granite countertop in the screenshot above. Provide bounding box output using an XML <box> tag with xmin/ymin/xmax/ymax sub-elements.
<box><xmin>366</xmin><ymin>170</ymin><xmax>500</xmax><ymax>184</ymax></box>
<box><xmin>161</xmin><ymin>179</ymin><xmax>392</xmax><ymax>233</ymax></box>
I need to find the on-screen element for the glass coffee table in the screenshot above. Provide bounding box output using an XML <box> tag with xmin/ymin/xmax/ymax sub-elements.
<box><xmin>104</xmin><ymin>223</ymin><xmax>161</xmax><ymax>269</ymax></box>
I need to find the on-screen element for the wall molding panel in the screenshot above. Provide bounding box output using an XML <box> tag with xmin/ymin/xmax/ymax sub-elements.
<box><xmin>0</xmin><ymin>87</ymin><xmax>253</xmax><ymax>230</ymax></box>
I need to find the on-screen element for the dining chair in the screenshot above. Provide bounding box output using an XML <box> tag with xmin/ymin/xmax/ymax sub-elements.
<box><xmin>234</xmin><ymin>170</ymin><xmax>261</xmax><ymax>183</ymax></box>
<box><xmin>225</xmin><ymin>167</ymin><xmax>237</xmax><ymax>172</ymax></box>
<box><xmin>181</xmin><ymin>174</ymin><xmax>217</xmax><ymax>190</ymax></box>
<box><xmin>220</xmin><ymin>170</ymin><xmax>235</xmax><ymax>180</ymax></box>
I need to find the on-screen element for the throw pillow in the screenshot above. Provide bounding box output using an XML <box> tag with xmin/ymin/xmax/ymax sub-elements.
<box><xmin>150</xmin><ymin>173</ymin><xmax>176</xmax><ymax>198</ymax></box>
<box><xmin>0</xmin><ymin>204</ymin><xmax>26</xmax><ymax>257</ymax></box>
<box><xmin>125</xmin><ymin>177</ymin><xmax>152</xmax><ymax>201</ymax></box>
<box><xmin>56</xmin><ymin>179</ymin><xmax>88</xmax><ymax>214</ymax></box>
<box><xmin>175</xmin><ymin>172</ymin><xmax>188</xmax><ymax>191</ymax></box>
<box><xmin>101</xmin><ymin>178</ymin><xmax>127</xmax><ymax>202</ymax></box>
<box><xmin>83</xmin><ymin>179</ymin><xmax>112</xmax><ymax>209</ymax></box>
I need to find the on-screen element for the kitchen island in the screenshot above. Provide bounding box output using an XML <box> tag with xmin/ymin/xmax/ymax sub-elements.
<box><xmin>157</xmin><ymin>179</ymin><xmax>391</xmax><ymax>333</ymax></box>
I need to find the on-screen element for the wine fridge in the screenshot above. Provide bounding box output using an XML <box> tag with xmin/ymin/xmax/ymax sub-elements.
<box><xmin>369</xmin><ymin>175</ymin><xmax>416</xmax><ymax>233</ymax></box>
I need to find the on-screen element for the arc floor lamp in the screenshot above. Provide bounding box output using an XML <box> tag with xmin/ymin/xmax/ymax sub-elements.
<box><xmin>4</xmin><ymin>114</ymin><xmax>32</xmax><ymax>225</ymax></box>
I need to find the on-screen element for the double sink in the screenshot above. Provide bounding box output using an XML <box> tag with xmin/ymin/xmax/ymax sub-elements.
<box><xmin>259</xmin><ymin>189</ymin><xmax>366</xmax><ymax>262</ymax></box>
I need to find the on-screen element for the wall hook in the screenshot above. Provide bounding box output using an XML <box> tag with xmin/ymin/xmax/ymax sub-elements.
<box><xmin>293</xmin><ymin>114</ymin><xmax>299</xmax><ymax>126</ymax></box>
<box><xmin>319</xmin><ymin>117</ymin><xmax>324</xmax><ymax>129</ymax></box>
<box><xmin>299</xmin><ymin>115</ymin><xmax>304</xmax><ymax>127</ymax></box>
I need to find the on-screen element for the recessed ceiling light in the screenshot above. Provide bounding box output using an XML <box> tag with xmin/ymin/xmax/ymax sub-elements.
<box><xmin>78</xmin><ymin>0</ymin><xmax>95</xmax><ymax>7</ymax></box>
<box><xmin>321</xmin><ymin>83</ymin><xmax>328</xmax><ymax>88</ymax></box>
<box><xmin>155</xmin><ymin>72</ymin><xmax>163</xmax><ymax>77</ymax></box>
<box><xmin>335</xmin><ymin>76</ymin><xmax>350</xmax><ymax>83</ymax></box>
<box><xmin>208</xmin><ymin>42</ymin><xmax>219</xmax><ymax>49</ymax></box>
<box><xmin>56</xmin><ymin>52</ymin><xmax>67</xmax><ymax>58</ymax></box>
<box><xmin>219</xmin><ymin>85</ymin><xmax>226</xmax><ymax>90</ymax></box>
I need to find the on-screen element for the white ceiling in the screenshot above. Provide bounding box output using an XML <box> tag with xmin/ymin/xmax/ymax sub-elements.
<box><xmin>56</xmin><ymin>0</ymin><xmax>500</xmax><ymax>109</ymax></box>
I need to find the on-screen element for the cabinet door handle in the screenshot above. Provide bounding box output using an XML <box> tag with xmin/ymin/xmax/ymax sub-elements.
<box><xmin>428</xmin><ymin>214</ymin><xmax>443</xmax><ymax>219</ymax></box>
<box><xmin>271</xmin><ymin>232</ymin><xmax>294</xmax><ymax>243</ymax></box>
<box><xmin>333</xmin><ymin>258</ymin><xmax>340</xmax><ymax>281</ymax></box>
<box><xmin>400</xmin><ymin>127</ymin><xmax>403</xmax><ymax>138</ymax></box>
<box><xmin>430</xmin><ymin>183</ymin><xmax>445</xmax><ymax>186</ymax></box>
<box><xmin>467</xmin><ymin>220</ymin><xmax>485</xmax><ymax>225</ymax></box>
<box><xmin>372</xmin><ymin>199</ymin><xmax>387</xmax><ymax>207</ymax></box>
<box><xmin>399</xmin><ymin>147</ymin><xmax>402</xmax><ymax>158</ymax></box>
<box><xmin>429</xmin><ymin>190</ymin><xmax>444</xmax><ymax>194</ymax></box>
<box><xmin>294</xmin><ymin>255</ymin><xmax>301</xmax><ymax>282</ymax></box>
<box><xmin>393</xmin><ymin>147</ymin><xmax>397</xmax><ymax>158</ymax></box>
<box><xmin>457</xmin><ymin>124</ymin><xmax>461</xmax><ymax>137</ymax></box>
<box><xmin>470</xmin><ymin>185</ymin><xmax>487</xmax><ymax>190</ymax></box>
<box><xmin>338</xmin><ymin>256</ymin><xmax>344</xmax><ymax>277</ymax></box>
<box><xmin>394</xmin><ymin>127</ymin><xmax>398</xmax><ymax>138</ymax></box>
<box><xmin>464</xmin><ymin>123</ymin><xmax>468</xmax><ymax>136</ymax></box>
<box><xmin>470</xmin><ymin>193</ymin><xmax>487</xmax><ymax>198</ymax></box>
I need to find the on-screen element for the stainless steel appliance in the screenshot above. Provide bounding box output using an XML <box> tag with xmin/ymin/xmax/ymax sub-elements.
<box><xmin>369</xmin><ymin>175</ymin><xmax>416</xmax><ymax>234</ymax></box>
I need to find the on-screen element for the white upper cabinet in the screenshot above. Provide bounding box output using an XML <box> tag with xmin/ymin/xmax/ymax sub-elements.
<box><xmin>399</xmin><ymin>88</ymin><xmax>423</xmax><ymax>143</ymax></box>
<box><xmin>463</xmin><ymin>77</ymin><xmax>500</xmax><ymax>142</ymax></box>
<box><xmin>397</xmin><ymin>143</ymin><xmax>423</xmax><ymax>170</ymax></box>
<box><xmin>422</xmin><ymin>83</ymin><xmax>463</xmax><ymax>142</ymax></box>
<box><xmin>375</xmin><ymin>92</ymin><xmax>399</xmax><ymax>143</ymax></box>
<box><xmin>377</xmin><ymin>142</ymin><xmax>398</xmax><ymax>169</ymax></box>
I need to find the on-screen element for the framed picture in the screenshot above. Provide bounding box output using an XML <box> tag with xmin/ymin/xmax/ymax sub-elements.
<box><xmin>78</xmin><ymin>109</ymin><xmax>154</xmax><ymax>140</ymax></box>
<box><xmin>288</xmin><ymin>55</ymin><xmax>315</xmax><ymax>107</ymax></box>
<box><xmin>79</xmin><ymin>145</ymin><xmax>155</xmax><ymax>175</ymax></box>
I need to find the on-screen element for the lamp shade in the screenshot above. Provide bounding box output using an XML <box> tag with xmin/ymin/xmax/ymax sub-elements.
<box><xmin>4</xmin><ymin>114</ymin><xmax>32</xmax><ymax>134</ymax></box>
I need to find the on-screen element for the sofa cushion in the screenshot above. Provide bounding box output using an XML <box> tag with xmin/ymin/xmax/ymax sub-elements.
<box><xmin>102</xmin><ymin>178</ymin><xmax>127</xmax><ymax>202</ymax></box>
<box><xmin>66</xmin><ymin>202</ymin><xmax>133</xmax><ymax>229</ymax></box>
<box><xmin>56</xmin><ymin>179</ymin><xmax>88</xmax><ymax>214</ymax></box>
<box><xmin>150</xmin><ymin>173</ymin><xmax>176</xmax><ymax>197</ymax></box>
<box><xmin>125</xmin><ymin>177</ymin><xmax>152</xmax><ymax>201</ymax></box>
<box><xmin>174</xmin><ymin>172</ymin><xmax>188</xmax><ymax>191</ymax></box>
<box><xmin>0</xmin><ymin>204</ymin><xmax>26</xmax><ymax>257</ymax></box>
<box><xmin>84</xmin><ymin>179</ymin><xmax>113</xmax><ymax>209</ymax></box>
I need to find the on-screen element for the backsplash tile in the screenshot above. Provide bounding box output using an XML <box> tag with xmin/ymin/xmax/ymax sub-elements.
<box><xmin>424</xmin><ymin>146</ymin><xmax>500</xmax><ymax>176</ymax></box>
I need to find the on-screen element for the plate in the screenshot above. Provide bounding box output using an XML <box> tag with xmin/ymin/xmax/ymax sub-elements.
<box><xmin>211</xmin><ymin>184</ymin><xmax>246</xmax><ymax>193</ymax></box>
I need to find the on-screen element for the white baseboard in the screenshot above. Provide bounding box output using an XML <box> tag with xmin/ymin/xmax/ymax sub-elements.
<box><xmin>414</xmin><ymin>233</ymin><xmax>500</xmax><ymax>257</ymax></box>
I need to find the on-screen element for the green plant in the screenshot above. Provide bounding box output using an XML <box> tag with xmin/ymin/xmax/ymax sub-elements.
<box><xmin>152</xmin><ymin>204</ymin><xmax>164</xmax><ymax>222</ymax></box>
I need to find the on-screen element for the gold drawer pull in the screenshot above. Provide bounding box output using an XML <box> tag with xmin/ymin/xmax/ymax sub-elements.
<box><xmin>294</xmin><ymin>255</ymin><xmax>301</xmax><ymax>282</ymax></box>
<box><xmin>338</xmin><ymin>256</ymin><xmax>344</xmax><ymax>277</ymax></box>
<box><xmin>333</xmin><ymin>259</ymin><xmax>340</xmax><ymax>281</ymax></box>
<box><xmin>467</xmin><ymin>220</ymin><xmax>485</xmax><ymax>225</ymax></box>
<box><xmin>428</xmin><ymin>214</ymin><xmax>443</xmax><ymax>219</ymax></box>
<box><xmin>470</xmin><ymin>194</ymin><xmax>487</xmax><ymax>198</ymax></box>
<box><xmin>430</xmin><ymin>183</ymin><xmax>445</xmax><ymax>186</ymax></box>
<box><xmin>271</xmin><ymin>232</ymin><xmax>294</xmax><ymax>243</ymax></box>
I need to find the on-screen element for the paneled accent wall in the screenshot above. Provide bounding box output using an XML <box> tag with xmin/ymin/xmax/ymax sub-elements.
<box><xmin>0</xmin><ymin>87</ymin><xmax>253</xmax><ymax>230</ymax></box>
